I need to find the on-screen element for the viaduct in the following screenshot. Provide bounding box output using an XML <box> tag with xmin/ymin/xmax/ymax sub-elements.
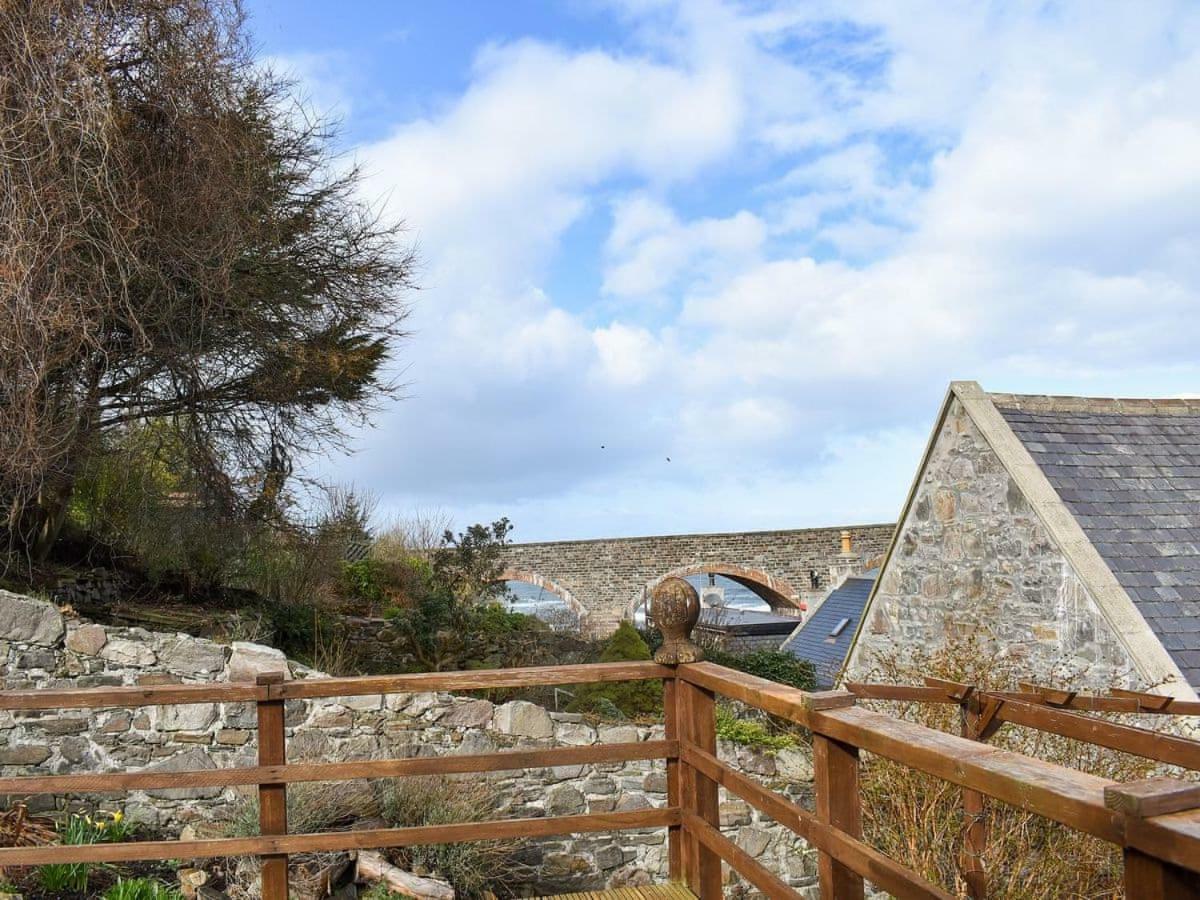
<box><xmin>496</xmin><ymin>522</ymin><xmax>895</xmax><ymax>636</ymax></box>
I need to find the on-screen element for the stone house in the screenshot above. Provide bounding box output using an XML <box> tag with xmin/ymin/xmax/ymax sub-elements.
<box><xmin>845</xmin><ymin>381</ymin><xmax>1200</xmax><ymax>700</ymax></box>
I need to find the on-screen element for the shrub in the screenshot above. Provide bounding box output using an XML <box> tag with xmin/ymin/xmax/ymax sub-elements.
<box><xmin>342</xmin><ymin>558</ymin><xmax>386</xmax><ymax>606</ymax></box>
<box><xmin>567</xmin><ymin>622</ymin><xmax>662</xmax><ymax>718</ymax></box>
<box><xmin>859</xmin><ymin>632</ymin><xmax>1162</xmax><ymax>898</ymax></box>
<box><xmin>228</xmin><ymin>781</ymin><xmax>378</xmax><ymax>838</ymax></box>
<box><xmin>103</xmin><ymin>878</ymin><xmax>185</xmax><ymax>900</ymax></box>
<box><xmin>704</xmin><ymin>646</ymin><xmax>817</xmax><ymax>691</ymax></box>
<box><xmin>228</xmin><ymin>778</ymin><xmax>526</xmax><ymax>898</ymax></box>
<box><xmin>642</xmin><ymin>623</ymin><xmax>817</xmax><ymax>691</ymax></box>
<box><xmin>377</xmin><ymin>776</ymin><xmax>528</xmax><ymax>897</ymax></box>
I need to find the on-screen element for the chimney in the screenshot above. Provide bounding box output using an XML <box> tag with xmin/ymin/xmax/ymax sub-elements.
<box><xmin>828</xmin><ymin>529</ymin><xmax>862</xmax><ymax>591</ymax></box>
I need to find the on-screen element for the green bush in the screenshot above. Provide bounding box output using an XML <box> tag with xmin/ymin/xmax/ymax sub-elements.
<box><xmin>342</xmin><ymin>557</ymin><xmax>386</xmax><ymax>605</ymax></box>
<box><xmin>567</xmin><ymin>622</ymin><xmax>661</xmax><ymax>718</ymax></box>
<box><xmin>704</xmin><ymin>647</ymin><xmax>817</xmax><ymax>691</ymax></box>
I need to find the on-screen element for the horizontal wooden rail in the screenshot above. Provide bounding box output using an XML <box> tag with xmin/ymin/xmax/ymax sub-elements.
<box><xmin>848</xmin><ymin>682</ymin><xmax>1200</xmax><ymax>717</ymax></box>
<box><xmin>848</xmin><ymin>682</ymin><xmax>1200</xmax><ymax>770</ymax></box>
<box><xmin>682</xmin><ymin>811</ymin><xmax>799</xmax><ymax>900</ymax></box>
<box><xmin>993</xmin><ymin>699</ymin><xmax>1200</xmax><ymax>771</ymax></box>
<box><xmin>273</xmin><ymin>661</ymin><xmax>673</xmax><ymax>700</ymax></box>
<box><xmin>0</xmin><ymin>661</ymin><xmax>672</xmax><ymax>711</ymax></box>
<box><xmin>0</xmin><ymin>807</ymin><xmax>679</xmax><ymax>866</ymax></box>
<box><xmin>0</xmin><ymin>740</ymin><xmax>677</xmax><ymax>796</ymax></box>
<box><xmin>678</xmin><ymin>662</ymin><xmax>1200</xmax><ymax>874</ymax></box>
<box><xmin>0</xmin><ymin>681</ymin><xmax>266</xmax><ymax>710</ymax></box>
<box><xmin>681</xmin><ymin>744</ymin><xmax>952</xmax><ymax>900</ymax></box>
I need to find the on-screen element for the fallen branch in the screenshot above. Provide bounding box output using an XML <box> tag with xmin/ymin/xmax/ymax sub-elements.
<box><xmin>356</xmin><ymin>850</ymin><xmax>455</xmax><ymax>899</ymax></box>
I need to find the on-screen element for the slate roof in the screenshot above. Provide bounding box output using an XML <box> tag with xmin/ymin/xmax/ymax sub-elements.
<box><xmin>995</xmin><ymin>397</ymin><xmax>1200</xmax><ymax>689</ymax></box>
<box><xmin>782</xmin><ymin>576</ymin><xmax>875</xmax><ymax>689</ymax></box>
<box><xmin>697</xmin><ymin>607</ymin><xmax>799</xmax><ymax>634</ymax></box>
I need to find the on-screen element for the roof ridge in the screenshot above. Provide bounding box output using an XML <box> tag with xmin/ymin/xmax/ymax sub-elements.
<box><xmin>988</xmin><ymin>391</ymin><xmax>1200</xmax><ymax>415</ymax></box>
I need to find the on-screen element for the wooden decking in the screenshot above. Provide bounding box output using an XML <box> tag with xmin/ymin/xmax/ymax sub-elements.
<box><xmin>535</xmin><ymin>884</ymin><xmax>696</xmax><ymax>900</ymax></box>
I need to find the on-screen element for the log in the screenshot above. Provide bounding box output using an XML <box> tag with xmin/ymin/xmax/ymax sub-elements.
<box><xmin>357</xmin><ymin>850</ymin><xmax>455</xmax><ymax>899</ymax></box>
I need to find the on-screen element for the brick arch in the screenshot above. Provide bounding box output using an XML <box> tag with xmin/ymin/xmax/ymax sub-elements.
<box><xmin>628</xmin><ymin>562</ymin><xmax>804</xmax><ymax>619</ymax></box>
<box><xmin>496</xmin><ymin>568</ymin><xmax>588</xmax><ymax>629</ymax></box>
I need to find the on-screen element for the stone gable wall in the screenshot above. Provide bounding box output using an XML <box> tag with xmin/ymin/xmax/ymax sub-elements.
<box><xmin>848</xmin><ymin>397</ymin><xmax>1141</xmax><ymax>689</ymax></box>
<box><xmin>0</xmin><ymin>590</ymin><xmax>823</xmax><ymax>894</ymax></box>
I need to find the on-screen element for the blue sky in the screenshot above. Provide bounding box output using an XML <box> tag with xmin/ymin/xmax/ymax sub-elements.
<box><xmin>245</xmin><ymin>1</ymin><xmax>1200</xmax><ymax>541</ymax></box>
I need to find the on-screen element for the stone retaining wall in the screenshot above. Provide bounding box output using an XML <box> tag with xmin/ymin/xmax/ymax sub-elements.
<box><xmin>0</xmin><ymin>590</ymin><xmax>822</xmax><ymax>894</ymax></box>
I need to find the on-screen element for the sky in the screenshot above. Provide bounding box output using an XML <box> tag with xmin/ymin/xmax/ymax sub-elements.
<box><xmin>245</xmin><ymin>0</ymin><xmax>1200</xmax><ymax>542</ymax></box>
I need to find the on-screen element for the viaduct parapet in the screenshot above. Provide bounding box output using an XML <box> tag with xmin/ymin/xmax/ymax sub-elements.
<box><xmin>497</xmin><ymin>523</ymin><xmax>895</xmax><ymax>636</ymax></box>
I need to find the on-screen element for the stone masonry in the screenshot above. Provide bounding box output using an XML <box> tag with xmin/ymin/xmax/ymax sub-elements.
<box><xmin>499</xmin><ymin>524</ymin><xmax>895</xmax><ymax>636</ymax></box>
<box><xmin>0</xmin><ymin>590</ymin><xmax>826</xmax><ymax>894</ymax></box>
<box><xmin>848</xmin><ymin>397</ymin><xmax>1140</xmax><ymax>689</ymax></box>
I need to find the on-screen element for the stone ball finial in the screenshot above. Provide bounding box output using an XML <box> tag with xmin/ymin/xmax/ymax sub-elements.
<box><xmin>650</xmin><ymin>576</ymin><xmax>703</xmax><ymax>664</ymax></box>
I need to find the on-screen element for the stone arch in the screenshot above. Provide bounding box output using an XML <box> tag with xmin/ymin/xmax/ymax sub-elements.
<box><xmin>628</xmin><ymin>562</ymin><xmax>804</xmax><ymax>620</ymax></box>
<box><xmin>496</xmin><ymin>568</ymin><xmax>588</xmax><ymax>630</ymax></box>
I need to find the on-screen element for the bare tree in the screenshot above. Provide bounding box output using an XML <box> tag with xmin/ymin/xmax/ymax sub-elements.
<box><xmin>0</xmin><ymin>0</ymin><xmax>415</xmax><ymax>558</ymax></box>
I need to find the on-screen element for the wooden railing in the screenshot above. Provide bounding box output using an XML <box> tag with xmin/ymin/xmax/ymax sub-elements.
<box><xmin>845</xmin><ymin>677</ymin><xmax>1200</xmax><ymax>898</ymax></box>
<box><xmin>2</xmin><ymin>662</ymin><xmax>1200</xmax><ymax>898</ymax></box>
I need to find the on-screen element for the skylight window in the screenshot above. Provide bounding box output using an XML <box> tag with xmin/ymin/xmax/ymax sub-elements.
<box><xmin>830</xmin><ymin>617</ymin><xmax>850</xmax><ymax>638</ymax></box>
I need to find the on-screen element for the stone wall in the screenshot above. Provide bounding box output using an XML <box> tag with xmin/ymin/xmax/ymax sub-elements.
<box><xmin>0</xmin><ymin>590</ymin><xmax>824</xmax><ymax>894</ymax></box>
<box><xmin>500</xmin><ymin>523</ymin><xmax>895</xmax><ymax>636</ymax></box>
<box><xmin>848</xmin><ymin>397</ymin><xmax>1141</xmax><ymax>689</ymax></box>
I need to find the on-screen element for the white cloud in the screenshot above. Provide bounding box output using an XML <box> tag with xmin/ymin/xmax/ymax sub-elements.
<box><xmin>591</xmin><ymin>323</ymin><xmax>664</xmax><ymax>388</ymax></box>
<box><xmin>298</xmin><ymin>0</ymin><xmax>1200</xmax><ymax>540</ymax></box>
<box><xmin>603</xmin><ymin>194</ymin><xmax>766</xmax><ymax>298</ymax></box>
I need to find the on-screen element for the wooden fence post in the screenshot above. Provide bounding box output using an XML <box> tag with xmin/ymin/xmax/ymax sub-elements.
<box><xmin>648</xmin><ymin>576</ymin><xmax>719</xmax><ymax>898</ymax></box>
<box><xmin>814</xmin><ymin>704</ymin><xmax>864</xmax><ymax>900</ymax></box>
<box><xmin>257</xmin><ymin>672</ymin><xmax>288</xmax><ymax>900</ymax></box>
<box><xmin>960</xmin><ymin>691</ymin><xmax>988</xmax><ymax>899</ymax></box>
<box><xmin>663</xmin><ymin>673</ymin><xmax>682</xmax><ymax>882</ymax></box>
<box><xmin>679</xmin><ymin>675</ymin><xmax>722</xmax><ymax>899</ymax></box>
<box><xmin>1105</xmin><ymin>778</ymin><xmax>1200</xmax><ymax>899</ymax></box>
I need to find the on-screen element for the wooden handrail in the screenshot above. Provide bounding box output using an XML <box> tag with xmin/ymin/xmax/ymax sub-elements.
<box><xmin>0</xmin><ymin>808</ymin><xmax>680</xmax><ymax>866</ymax></box>
<box><xmin>3</xmin><ymin>653</ymin><xmax>1199</xmax><ymax>896</ymax></box>
<box><xmin>848</xmin><ymin>681</ymin><xmax>1200</xmax><ymax>717</ymax></box>
<box><xmin>0</xmin><ymin>740</ymin><xmax>678</xmax><ymax>796</ymax></box>
<box><xmin>680</xmin><ymin>744</ymin><xmax>953</xmax><ymax>900</ymax></box>
<box><xmin>682</xmin><ymin>811</ymin><xmax>800</xmax><ymax>899</ymax></box>
<box><xmin>847</xmin><ymin>682</ymin><xmax>1200</xmax><ymax>770</ymax></box>
<box><xmin>676</xmin><ymin>662</ymin><xmax>1200</xmax><ymax>877</ymax></box>
<box><xmin>0</xmin><ymin>660</ymin><xmax>673</xmax><ymax>710</ymax></box>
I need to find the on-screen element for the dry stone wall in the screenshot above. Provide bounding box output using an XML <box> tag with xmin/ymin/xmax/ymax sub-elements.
<box><xmin>849</xmin><ymin>397</ymin><xmax>1141</xmax><ymax>689</ymax></box>
<box><xmin>0</xmin><ymin>590</ymin><xmax>826</xmax><ymax>894</ymax></box>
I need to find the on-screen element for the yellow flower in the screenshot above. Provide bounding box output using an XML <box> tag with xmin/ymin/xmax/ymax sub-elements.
<box><xmin>112</xmin><ymin>811</ymin><xmax>124</xmax><ymax>824</ymax></box>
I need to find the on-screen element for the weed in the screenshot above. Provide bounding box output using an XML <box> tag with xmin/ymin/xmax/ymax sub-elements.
<box><xmin>715</xmin><ymin>705</ymin><xmax>798</xmax><ymax>751</ymax></box>
<box><xmin>103</xmin><ymin>877</ymin><xmax>185</xmax><ymax>900</ymax></box>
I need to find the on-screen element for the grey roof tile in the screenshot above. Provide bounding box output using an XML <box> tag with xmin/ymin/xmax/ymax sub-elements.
<box><xmin>998</xmin><ymin>403</ymin><xmax>1200</xmax><ymax>689</ymax></box>
<box><xmin>781</xmin><ymin>576</ymin><xmax>874</xmax><ymax>689</ymax></box>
